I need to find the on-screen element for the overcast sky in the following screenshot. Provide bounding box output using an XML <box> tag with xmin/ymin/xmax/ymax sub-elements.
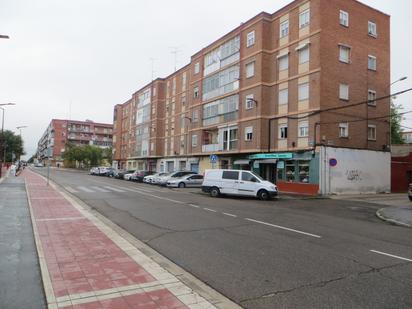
<box><xmin>0</xmin><ymin>0</ymin><xmax>411</xmax><ymax>159</ymax></box>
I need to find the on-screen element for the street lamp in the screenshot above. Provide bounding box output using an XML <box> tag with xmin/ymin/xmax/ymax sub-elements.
<box><xmin>0</xmin><ymin>35</ymin><xmax>9</xmax><ymax>39</ymax></box>
<box><xmin>0</xmin><ymin>103</ymin><xmax>16</xmax><ymax>177</ymax></box>
<box><xmin>16</xmin><ymin>125</ymin><xmax>27</xmax><ymax>161</ymax></box>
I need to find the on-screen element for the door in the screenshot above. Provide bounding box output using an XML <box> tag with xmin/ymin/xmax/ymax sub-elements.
<box><xmin>221</xmin><ymin>171</ymin><xmax>239</xmax><ymax>194</ymax></box>
<box><xmin>237</xmin><ymin>171</ymin><xmax>260</xmax><ymax>196</ymax></box>
<box><xmin>190</xmin><ymin>163</ymin><xmax>199</xmax><ymax>173</ymax></box>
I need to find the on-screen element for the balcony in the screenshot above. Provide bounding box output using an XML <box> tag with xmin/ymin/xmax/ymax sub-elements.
<box><xmin>202</xmin><ymin>144</ymin><xmax>220</xmax><ymax>153</ymax></box>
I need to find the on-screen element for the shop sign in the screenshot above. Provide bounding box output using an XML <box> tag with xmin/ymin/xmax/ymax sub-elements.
<box><xmin>248</xmin><ymin>153</ymin><xmax>293</xmax><ymax>160</ymax></box>
<box><xmin>277</xmin><ymin>161</ymin><xmax>285</xmax><ymax>169</ymax></box>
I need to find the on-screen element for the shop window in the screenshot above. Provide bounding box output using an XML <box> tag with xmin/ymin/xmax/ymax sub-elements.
<box><xmin>298</xmin><ymin>161</ymin><xmax>310</xmax><ymax>183</ymax></box>
<box><xmin>285</xmin><ymin>161</ymin><xmax>296</xmax><ymax>182</ymax></box>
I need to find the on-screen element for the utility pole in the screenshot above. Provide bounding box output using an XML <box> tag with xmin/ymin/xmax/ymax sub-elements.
<box><xmin>16</xmin><ymin>125</ymin><xmax>27</xmax><ymax>161</ymax></box>
<box><xmin>170</xmin><ymin>47</ymin><xmax>181</xmax><ymax>72</ymax></box>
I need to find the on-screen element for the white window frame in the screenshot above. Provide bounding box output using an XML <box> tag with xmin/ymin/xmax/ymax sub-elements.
<box><xmin>193</xmin><ymin>86</ymin><xmax>199</xmax><ymax>99</ymax></box>
<box><xmin>278</xmin><ymin>88</ymin><xmax>288</xmax><ymax>105</ymax></box>
<box><xmin>192</xmin><ymin>110</ymin><xmax>199</xmax><ymax>122</ymax></box>
<box><xmin>368</xmin><ymin>90</ymin><xmax>377</xmax><ymax>106</ymax></box>
<box><xmin>368</xmin><ymin>21</ymin><xmax>377</xmax><ymax>37</ymax></box>
<box><xmin>246</xmin><ymin>61</ymin><xmax>255</xmax><ymax>78</ymax></box>
<box><xmin>279</xmin><ymin>124</ymin><xmax>288</xmax><ymax>139</ymax></box>
<box><xmin>194</xmin><ymin>62</ymin><xmax>200</xmax><ymax>74</ymax></box>
<box><xmin>299</xmin><ymin>46</ymin><xmax>310</xmax><ymax>64</ymax></box>
<box><xmin>340</xmin><ymin>10</ymin><xmax>349</xmax><ymax>27</ymax></box>
<box><xmin>280</xmin><ymin>20</ymin><xmax>289</xmax><ymax>38</ymax></box>
<box><xmin>245</xmin><ymin>94</ymin><xmax>255</xmax><ymax>110</ymax></box>
<box><xmin>339</xmin><ymin>123</ymin><xmax>349</xmax><ymax>138</ymax></box>
<box><xmin>245</xmin><ymin>126</ymin><xmax>253</xmax><ymax>141</ymax></box>
<box><xmin>192</xmin><ymin>134</ymin><xmax>198</xmax><ymax>147</ymax></box>
<box><xmin>339</xmin><ymin>83</ymin><xmax>349</xmax><ymax>100</ymax></box>
<box><xmin>299</xmin><ymin>9</ymin><xmax>310</xmax><ymax>28</ymax></box>
<box><xmin>278</xmin><ymin>54</ymin><xmax>289</xmax><ymax>71</ymax></box>
<box><xmin>246</xmin><ymin>31</ymin><xmax>255</xmax><ymax>47</ymax></box>
<box><xmin>298</xmin><ymin>83</ymin><xmax>309</xmax><ymax>101</ymax></box>
<box><xmin>339</xmin><ymin>45</ymin><xmax>351</xmax><ymax>63</ymax></box>
<box><xmin>298</xmin><ymin>121</ymin><xmax>309</xmax><ymax>138</ymax></box>
<box><xmin>368</xmin><ymin>125</ymin><xmax>377</xmax><ymax>141</ymax></box>
<box><xmin>368</xmin><ymin>55</ymin><xmax>377</xmax><ymax>71</ymax></box>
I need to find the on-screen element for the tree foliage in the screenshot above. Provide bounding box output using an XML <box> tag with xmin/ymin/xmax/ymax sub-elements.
<box><xmin>0</xmin><ymin>130</ymin><xmax>25</xmax><ymax>162</ymax></box>
<box><xmin>391</xmin><ymin>103</ymin><xmax>405</xmax><ymax>145</ymax></box>
<box><xmin>63</xmin><ymin>143</ymin><xmax>104</xmax><ymax>168</ymax></box>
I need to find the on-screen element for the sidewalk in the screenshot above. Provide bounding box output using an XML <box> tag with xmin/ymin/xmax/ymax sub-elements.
<box><xmin>0</xmin><ymin>173</ymin><xmax>46</xmax><ymax>309</ymax></box>
<box><xmin>23</xmin><ymin>169</ymin><xmax>237</xmax><ymax>309</ymax></box>
<box><xmin>331</xmin><ymin>193</ymin><xmax>412</xmax><ymax>227</ymax></box>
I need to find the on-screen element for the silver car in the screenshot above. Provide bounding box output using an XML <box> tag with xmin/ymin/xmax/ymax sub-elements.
<box><xmin>166</xmin><ymin>174</ymin><xmax>204</xmax><ymax>188</ymax></box>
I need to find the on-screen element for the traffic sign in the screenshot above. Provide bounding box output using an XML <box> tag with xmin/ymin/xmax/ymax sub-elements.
<box><xmin>329</xmin><ymin>158</ymin><xmax>338</xmax><ymax>167</ymax></box>
<box><xmin>210</xmin><ymin>154</ymin><xmax>218</xmax><ymax>163</ymax></box>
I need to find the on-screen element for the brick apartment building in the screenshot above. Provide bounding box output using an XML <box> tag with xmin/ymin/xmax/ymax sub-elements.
<box><xmin>113</xmin><ymin>0</ymin><xmax>390</xmax><ymax>194</ymax></box>
<box><xmin>37</xmin><ymin>119</ymin><xmax>113</xmax><ymax>166</ymax></box>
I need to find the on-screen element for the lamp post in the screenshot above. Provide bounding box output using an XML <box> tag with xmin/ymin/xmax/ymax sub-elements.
<box><xmin>16</xmin><ymin>125</ymin><xmax>27</xmax><ymax>161</ymax></box>
<box><xmin>0</xmin><ymin>35</ymin><xmax>9</xmax><ymax>39</ymax></box>
<box><xmin>0</xmin><ymin>103</ymin><xmax>16</xmax><ymax>177</ymax></box>
<box><xmin>388</xmin><ymin>76</ymin><xmax>408</xmax><ymax>148</ymax></box>
<box><xmin>184</xmin><ymin>116</ymin><xmax>192</xmax><ymax>156</ymax></box>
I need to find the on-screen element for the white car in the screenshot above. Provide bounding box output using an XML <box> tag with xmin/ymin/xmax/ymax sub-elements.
<box><xmin>158</xmin><ymin>171</ymin><xmax>196</xmax><ymax>186</ymax></box>
<box><xmin>202</xmin><ymin>169</ymin><xmax>278</xmax><ymax>200</ymax></box>
<box><xmin>166</xmin><ymin>174</ymin><xmax>204</xmax><ymax>188</ymax></box>
<box><xmin>124</xmin><ymin>172</ymin><xmax>134</xmax><ymax>181</ymax></box>
<box><xmin>144</xmin><ymin>172</ymin><xmax>167</xmax><ymax>184</ymax></box>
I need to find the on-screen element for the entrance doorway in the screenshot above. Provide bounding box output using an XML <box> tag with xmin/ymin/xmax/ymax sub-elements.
<box><xmin>260</xmin><ymin>163</ymin><xmax>277</xmax><ymax>184</ymax></box>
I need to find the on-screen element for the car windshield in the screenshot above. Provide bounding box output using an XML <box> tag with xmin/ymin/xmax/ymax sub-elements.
<box><xmin>250</xmin><ymin>171</ymin><xmax>265</xmax><ymax>182</ymax></box>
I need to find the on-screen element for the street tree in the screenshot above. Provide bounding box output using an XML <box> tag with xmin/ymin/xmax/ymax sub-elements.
<box><xmin>391</xmin><ymin>103</ymin><xmax>405</xmax><ymax>144</ymax></box>
<box><xmin>0</xmin><ymin>130</ymin><xmax>25</xmax><ymax>162</ymax></box>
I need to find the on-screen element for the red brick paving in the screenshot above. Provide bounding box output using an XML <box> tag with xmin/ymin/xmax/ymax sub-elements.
<box><xmin>24</xmin><ymin>170</ymin><xmax>189</xmax><ymax>308</ymax></box>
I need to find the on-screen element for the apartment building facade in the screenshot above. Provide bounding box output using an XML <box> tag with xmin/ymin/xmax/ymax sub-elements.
<box><xmin>113</xmin><ymin>0</ymin><xmax>390</xmax><ymax>194</ymax></box>
<box><xmin>37</xmin><ymin>119</ymin><xmax>113</xmax><ymax>166</ymax></box>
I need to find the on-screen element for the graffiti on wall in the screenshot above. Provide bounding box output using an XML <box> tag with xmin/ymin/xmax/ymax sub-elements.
<box><xmin>346</xmin><ymin>169</ymin><xmax>362</xmax><ymax>182</ymax></box>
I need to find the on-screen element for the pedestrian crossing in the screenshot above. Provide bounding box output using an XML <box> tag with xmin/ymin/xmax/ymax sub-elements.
<box><xmin>64</xmin><ymin>185</ymin><xmax>166</xmax><ymax>194</ymax></box>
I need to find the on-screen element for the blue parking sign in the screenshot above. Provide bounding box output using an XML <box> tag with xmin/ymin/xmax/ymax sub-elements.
<box><xmin>210</xmin><ymin>154</ymin><xmax>218</xmax><ymax>163</ymax></box>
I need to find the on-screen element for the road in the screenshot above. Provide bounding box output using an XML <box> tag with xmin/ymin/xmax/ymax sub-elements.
<box><xmin>33</xmin><ymin>167</ymin><xmax>412</xmax><ymax>309</ymax></box>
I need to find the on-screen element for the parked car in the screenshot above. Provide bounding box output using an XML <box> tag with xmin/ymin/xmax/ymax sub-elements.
<box><xmin>115</xmin><ymin>169</ymin><xmax>134</xmax><ymax>179</ymax></box>
<box><xmin>157</xmin><ymin>171</ymin><xmax>196</xmax><ymax>186</ymax></box>
<box><xmin>408</xmin><ymin>184</ymin><xmax>412</xmax><ymax>201</ymax></box>
<box><xmin>146</xmin><ymin>172</ymin><xmax>169</xmax><ymax>184</ymax></box>
<box><xmin>105</xmin><ymin>168</ymin><xmax>117</xmax><ymax>178</ymax></box>
<box><xmin>131</xmin><ymin>171</ymin><xmax>155</xmax><ymax>182</ymax></box>
<box><xmin>166</xmin><ymin>174</ymin><xmax>204</xmax><ymax>188</ymax></box>
<box><xmin>89</xmin><ymin>167</ymin><xmax>99</xmax><ymax>175</ymax></box>
<box><xmin>34</xmin><ymin>163</ymin><xmax>44</xmax><ymax>167</ymax></box>
<box><xmin>202</xmin><ymin>169</ymin><xmax>278</xmax><ymax>200</ymax></box>
<box><xmin>124</xmin><ymin>171</ymin><xmax>135</xmax><ymax>181</ymax></box>
<box><xmin>97</xmin><ymin>167</ymin><xmax>112</xmax><ymax>176</ymax></box>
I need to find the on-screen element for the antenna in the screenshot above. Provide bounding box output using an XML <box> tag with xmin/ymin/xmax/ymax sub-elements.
<box><xmin>170</xmin><ymin>46</ymin><xmax>181</xmax><ymax>72</ymax></box>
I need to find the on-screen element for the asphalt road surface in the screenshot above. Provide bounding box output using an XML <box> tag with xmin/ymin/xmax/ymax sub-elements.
<box><xmin>33</xmin><ymin>167</ymin><xmax>412</xmax><ymax>309</ymax></box>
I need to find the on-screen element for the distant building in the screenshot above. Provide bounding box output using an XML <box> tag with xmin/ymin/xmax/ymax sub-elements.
<box><xmin>401</xmin><ymin>131</ymin><xmax>412</xmax><ymax>144</ymax></box>
<box><xmin>113</xmin><ymin>0</ymin><xmax>391</xmax><ymax>194</ymax></box>
<box><xmin>37</xmin><ymin>119</ymin><xmax>113</xmax><ymax>166</ymax></box>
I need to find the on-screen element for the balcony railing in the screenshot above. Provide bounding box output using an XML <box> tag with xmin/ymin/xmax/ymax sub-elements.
<box><xmin>202</xmin><ymin>144</ymin><xmax>220</xmax><ymax>153</ymax></box>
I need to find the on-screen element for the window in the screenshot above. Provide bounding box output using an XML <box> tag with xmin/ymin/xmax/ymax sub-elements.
<box><xmin>298</xmin><ymin>121</ymin><xmax>309</xmax><ymax>137</ymax></box>
<box><xmin>339</xmin><ymin>45</ymin><xmax>350</xmax><ymax>63</ymax></box>
<box><xmin>368</xmin><ymin>90</ymin><xmax>377</xmax><ymax>106</ymax></box>
<box><xmin>279</xmin><ymin>124</ymin><xmax>288</xmax><ymax>139</ymax></box>
<box><xmin>299</xmin><ymin>46</ymin><xmax>310</xmax><ymax>64</ymax></box>
<box><xmin>298</xmin><ymin>83</ymin><xmax>309</xmax><ymax>101</ymax></box>
<box><xmin>194</xmin><ymin>62</ymin><xmax>200</xmax><ymax>74</ymax></box>
<box><xmin>222</xmin><ymin>171</ymin><xmax>239</xmax><ymax>180</ymax></box>
<box><xmin>192</xmin><ymin>110</ymin><xmax>199</xmax><ymax>122</ymax></box>
<box><xmin>340</xmin><ymin>10</ymin><xmax>349</xmax><ymax>27</ymax></box>
<box><xmin>280</xmin><ymin>20</ymin><xmax>289</xmax><ymax>38</ymax></box>
<box><xmin>153</xmin><ymin>87</ymin><xmax>156</xmax><ymax>97</ymax></box>
<box><xmin>286</xmin><ymin>161</ymin><xmax>295</xmax><ymax>182</ymax></box>
<box><xmin>245</xmin><ymin>94</ymin><xmax>254</xmax><ymax>110</ymax></box>
<box><xmin>368</xmin><ymin>21</ymin><xmax>377</xmax><ymax>37</ymax></box>
<box><xmin>278</xmin><ymin>55</ymin><xmax>289</xmax><ymax>71</ymax></box>
<box><xmin>299</xmin><ymin>9</ymin><xmax>310</xmax><ymax>28</ymax></box>
<box><xmin>246</xmin><ymin>61</ymin><xmax>255</xmax><ymax>78</ymax></box>
<box><xmin>181</xmin><ymin>95</ymin><xmax>186</xmax><ymax>106</ymax></box>
<box><xmin>298</xmin><ymin>161</ymin><xmax>310</xmax><ymax>183</ymax></box>
<box><xmin>202</xmin><ymin>65</ymin><xmax>240</xmax><ymax>101</ymax></box>
<box><xmin>242</xmin><ymin>172</ymin><xmax>259</xmax><ymax>182</ymax></box>
<box><xmin>245</xmin><ymin>126</ymin><xmax>253</xmax><ymax>141</ymax></box>
<box><xmin>247</xmin><ymin>31</ymin><xmax>255</xmax><ymax>47</ymax></box>
<box><xmin>339</xmin><ymin>123</ymin><xmax>349</xmax><ymax>138</ymax></box>
<box><xmin>192</xmin><ymin>134</ymin><xmax>198</xmax><ymax>147</ymax></box>
<box><xmin>339</xmin><ymin>84</ymin><xmax>349</xmax><ymax>100</ymax></box>
<box><xmin>222</xmin><ymin>127</ymin><xmax>238</xmax><ymax>150</ymax></box>
<box><xmin>193</xmin><ymin>86</ymin><xmax>199</xmax><ymax>99</ymax></box>
<box><xmin>279</xmin><ymin>88</ymin><xmax>288</xmax><ymax>105</ymax></box>
<box><xmin>203</xmin><ymin>94</ymin><xmax>239</xmax><ymax>126</ymax></box>
<box><xmin>368</xmin><ymin>125</ymin><xmax>376</xmax><ymax>140</ymax></box>
<box><xmin>368</xmin><ymin>55</ymin><xmax>377</xmax><ymax>71</ymax></box>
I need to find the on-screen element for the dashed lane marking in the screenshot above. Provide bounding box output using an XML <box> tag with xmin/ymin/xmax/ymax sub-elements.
<box><xmin>245</xmin><ymin>218</ymin><xmax>322</xmax><ymax>238</ymax></box>
<box><xmin>204</xmin><ymin>208</ymin><xmax>217</xmax><ymax>213</ymax></box>
<box><xmin>103</xmin><ymin>186</ymin><xmax>126</xmax><ymax>193</ymax></box>
<box><xmin>223</xmin><ymin>212</ymin><xmax>237</xmax><ymax>218</ymax></box>
<box><xmin>370</xmin><ymin>250</ymin><xmax>412</xmax><ymax>262</ymax></box>
<box><xmin>188</xmin><ymin>204</ymin><xmax>200</xmax><ymax>208</ymax></box>
<box><xmin>77</xmin><ymin>186</ymin><xmax>95</xmax><ymax>193</ymax></box>
<box><xmin>91</xmin><ymin>186</ymin><xmax>110</xmax><ymax>193</ymax></box>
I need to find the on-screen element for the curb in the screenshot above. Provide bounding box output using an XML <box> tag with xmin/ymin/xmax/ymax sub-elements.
<box><xmin>376</xmin><ymin>209</ymin><xmax>412</xmax><ymax>228</ymax></box>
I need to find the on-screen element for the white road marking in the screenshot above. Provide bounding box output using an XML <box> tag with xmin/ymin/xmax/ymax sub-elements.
<box><xmin>245</xmin><ymin>218</ymin><xmax>322</xmax><ymax>238</ymax></box>
<box><xmin>91</xmin><ymin>186</ymin><xmax>110</xmax><ymax>193</ymax></box>
<box><xmin>77</xmin><ymin>186</ymin><xmax>95</xmax><ymax>193</ymax></box>
<box><xmin>121</xmin><ymin>186</ymin><xmax>154</xmax><ymax>193</ymax></box>
<box><xmin>223</xmin><ymin>212</ymin><xmax>237</xmax><ymax>218</ymax></box>
<box><xmin>204</xmin><ymin>208</ymin><xmax>217</xmax><ymax>213</ymax></box>
<box><xmin>103</xmin><ymin>186</ymin><xmax>126</xmax><ymax>193</ymax></box>
<box><xmin>370</xmin><ymin>250</ymin><xmax>412</xmax><ymax>262</ymax></box>
<box><xmin>65</xmin><ymin>186</ymin><xmax>78</xmax><ymax>193</ymax></box>
<box><xmin>188</xmin><ymin>204</ymin><xmax>200</xmax><ymax>208</ymax></box>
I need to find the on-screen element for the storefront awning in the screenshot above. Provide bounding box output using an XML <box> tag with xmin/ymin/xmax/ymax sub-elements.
<box><xmin>255</xmin><ymin>159</ymin><xmax>277</xmax><ymax>164</ymax></box>
<box><xmin>233</xmin><ymin>159</ymin><xmax>250</xmax><ymax>165</ymax></box>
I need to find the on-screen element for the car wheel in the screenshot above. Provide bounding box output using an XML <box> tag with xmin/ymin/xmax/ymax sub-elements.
<box><xmin>258</xmin><ymin>189</ymin><xmax>270</xmax><ymax>201</ymax></box>
<box><xmin>210</xmin><ymin>187</ymin><xmax>220</xmax><ymax>198</ymax></box>
<box><xmin>409</xmin><ymin>196</ymin><xmax>412</xmax><ymax>201</ymax></box>
<box><xmin>178</xmin><ymin>182</ymin><xmax>186</xmax><ymax>188</ymax></box>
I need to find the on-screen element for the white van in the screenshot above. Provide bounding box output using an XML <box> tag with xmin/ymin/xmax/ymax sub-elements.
<box><xmin>202</xmin><ymin>169</ymin><xmax>278</xmax><ymax>200</ymax></box>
